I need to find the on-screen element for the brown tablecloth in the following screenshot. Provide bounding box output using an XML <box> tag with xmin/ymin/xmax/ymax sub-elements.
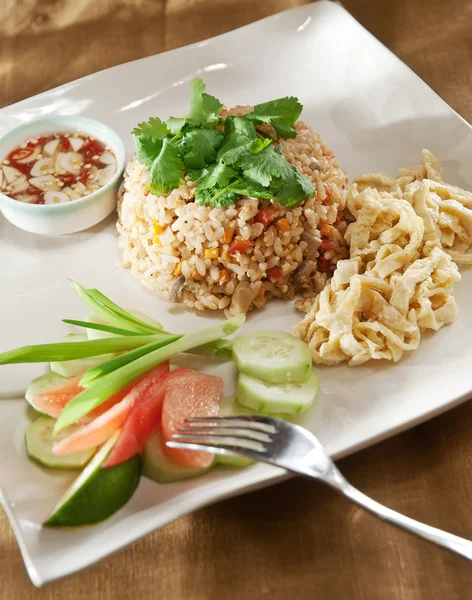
<box><xmin>1</xmin><ymin>1</ymin><xmax>472</xmax><ymax>598</ymax></box>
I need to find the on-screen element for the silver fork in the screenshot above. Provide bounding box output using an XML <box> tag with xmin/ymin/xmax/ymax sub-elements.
<box><xmin>167</xmin><ymin>415</ymin><xmax>472</xmax><ymax>561</ymax></box>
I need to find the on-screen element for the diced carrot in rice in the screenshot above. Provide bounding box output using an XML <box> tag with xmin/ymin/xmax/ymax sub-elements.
<box><xmin>320</xmin><ymin>223</ymin><xmax>334</xmax><ymax>237</ymax></box>
<box><xmin>223</xmin><ymin>228</ymin><xmax>235</xmax><ymax>244</ymax></box>
<box><xmin>192</xmin><ymin>269</ymin><xmax>205</xmax><ymax>281</ymax></box>
<box><xmin>276</xmin><ymin>218</ymin><xmax>290</xmax><ymax>232</ymax></box>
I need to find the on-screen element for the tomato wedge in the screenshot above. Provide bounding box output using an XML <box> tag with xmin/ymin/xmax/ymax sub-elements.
<box><xmin>104</xmin><ymin>362</ymin><xmax>170</xmax><ymax>467</ymax></box>
<box><xmin>161</xmin><ymin>369</ymin><xmax>223</xmax><ymax>468</ymax></box>
<box><xmin>53</xmin><ymin>362</ymin><xmax>169</xmax><ymax>457</ymax></box>
<box><xmin>53</xmin><ymin>396</ymin><xmax>134</xmax><ymax>455</ymax></box>
<box><xmin>34</xmin><ymin>368</ymin><xmax>160</xmax><ymax>423</ymax></box>
<box><xmin>33</xmin><ymin>375</ymin><xmax>84</xmax><ymax>419</ymax></box>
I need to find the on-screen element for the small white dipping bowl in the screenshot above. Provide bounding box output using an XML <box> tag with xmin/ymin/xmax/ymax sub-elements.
<box><xmin>0</xmin><ymin>116</ymin><xmax>125</xmax><ymax>235</ymax></box>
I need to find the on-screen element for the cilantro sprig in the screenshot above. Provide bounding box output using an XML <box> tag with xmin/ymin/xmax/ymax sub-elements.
<box><xmin>132</xmin><ymin>78</ymin><xmax>315</xmax><ymax>207</ymax></box>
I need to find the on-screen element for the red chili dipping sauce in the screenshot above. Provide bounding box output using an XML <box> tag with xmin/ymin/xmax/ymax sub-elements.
<box><xmin>0</xmin><ymin>133</ymin><xmax>117</xmax><ymax>204</ymax></box>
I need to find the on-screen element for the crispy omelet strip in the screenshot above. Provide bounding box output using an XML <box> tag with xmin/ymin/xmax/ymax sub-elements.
<box><xmin>295</xmin><ymin>150</ymin><xmax>470</xmax><ymax>365</ymax></box>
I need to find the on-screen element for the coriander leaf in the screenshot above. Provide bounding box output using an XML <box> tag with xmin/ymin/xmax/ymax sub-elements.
<box><xmin>271</xmin><ymin>164</ymin><xmax>315</xmax><ymax>208</ymax></box>
<box><xmin>195</xmin><ymin>184</ymin><xmax>240</xmax><ymax>208</ymax></box>
<box><xmin>231</xmin><ymin>178</ymin><xmax>273</xmax><ymax>200</ymax></box>
<box><xmin>218</xmin><ymin>117</ymin><xmax>257</xmax><ymax>164</ymax></box>
<box><xmin>149</xmin><ymin>138</ymin><xmax>184</xmax><ymax>194</ymax></box>
<box><xmin>196</xmin><ymin>173</ymin><xmax>273</xmax><ymax>208</ymax></box>
<box><xmin>132</xmin><ymin>116</ymin><xmax>170</xmax><ymax>138</ymax></box>
<box><xmin>248</xmin><ymin>97</ymin><xmax>303</xmax><ymax>127</ymax></box>
<box><xmin>272</xmin><ymin>121</ymin><xmax>297</xmax><ymax>139</ymax></box>
<box><xmin>237</xmin><ymin>144</ymin><xmax>289</xmax><ymax>187</ymax></box>
<box><xmin>198</xmin><ymin>161</ymin><xmax>238</xmax><ymax>189</ymax></box>
<box><xmin>188</xmin><ymin>77</ymin><xmax>223</xmax><ymax>125</ymax></box>
<box><xmin>179</xmin><ymin>128</ymin><xmax>224</xmax><ymax>170</ymax></box>
<box><xmin>249</xmin><ymin>138</ymin><xmax>272</xmax><ymax>153</ymax></box>
<box><xmin>166</xmin><ymin>117</ymin><xmax>188</xmax><ymax>135</ymax></box>
<box><xmin>293</xmin><ymin>166</ymin><xmax>316</xmax><ymax>197</ymax></box>
<box><xmin>134</xmin><ymin>135</ymin><xmax>163</xmax><ymax>167</ymax></box>
<box><xmin>271</xmin><ymin>177</ymin><xmax>308</xmax><ymax>208</ymax></box>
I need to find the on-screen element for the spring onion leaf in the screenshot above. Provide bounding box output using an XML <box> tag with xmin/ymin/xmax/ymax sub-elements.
<box><xmin>68</xmin><ymin>280</ymin><xmax>157</xmax><ymax>334</ymax></box>
<box><xmin>190</xmin><ymin>339</ymin><xmax>234</xmax><ymax>359</ymax></box>
<box><xmin>62</xmin><ymin>320</ymin><xmax>141</xmax><ymax>337</ymax></box>
<box><xmin>85</xmin><ymin>288</ymin><xmax>162</xmax><ymax>331</ymax></box>
<box><xmin>54</xmin><ymin>315</ymin><xmax>245</xmax><ymax>433</ymax></box>
<box><xmin>0</xmin><ymin>335</ymin><xmax>167</xmax><ymax>364</ymax></box>
<box><xmin>82</xmin><ymin>333</ymin><xmax>234</xmax><ymax>386</ymax></box>
<box><xmin>82</xmin><ymin>334</ymin><xmax>235</xmax><ymax>386</ymax></box>
<box><xmin>80</xmin><ymin>334</ymin><xmax>181</xmax><ymax>386</ymax></box>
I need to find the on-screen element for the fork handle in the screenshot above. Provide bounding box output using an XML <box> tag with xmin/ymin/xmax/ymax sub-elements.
<box><xmin>324</xmin><ymin>468</ymin><xmax>472</xmax><ymax>561</ymax></box>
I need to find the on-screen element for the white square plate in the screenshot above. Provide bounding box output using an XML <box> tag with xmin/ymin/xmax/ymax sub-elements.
<box><xmin>1</xmin><ymin>1</ymin><xmax>471</xmax><ymax>586</ymax></box>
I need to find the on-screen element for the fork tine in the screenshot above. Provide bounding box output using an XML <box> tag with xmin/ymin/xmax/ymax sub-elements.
<box><xmin>166</xmin><ymin>439</ymin><xmax>267</xmax><ymax>460</ymax></box>
<box><xmin>170</xmin><ymin>433</ymin><xmax>268</xmax><ymax>453</ymax></box>
<box><xmin>177</xmin><ymin>426</ymin><xmax>272</xmax><ymax>443</ymax></box>
<box><xmin>184</xmin><ymin>416</ymin><xmax>277</xmax><ymax>434</ymax></box>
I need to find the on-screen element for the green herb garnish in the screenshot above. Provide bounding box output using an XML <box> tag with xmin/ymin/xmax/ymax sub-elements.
<box><xmin>132</xmin><ymin>78</ymin><xmax>315</xmax><ymax>208</ymax></box>
<box><xmin>54</xmin><ymin>315</ymin><xmax>245</xmax><ymax>433</ymax></box>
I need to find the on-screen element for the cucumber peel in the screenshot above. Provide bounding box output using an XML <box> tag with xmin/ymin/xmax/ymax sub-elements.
<box><xmin>44</xmin><ymin>431</ymin><xmax>141</xmax><ymax>527</ymax></box>
<box><xmin>54</xmin><ymin>314</ymin><xmax>245</xmax><ymax>433</ymax></box>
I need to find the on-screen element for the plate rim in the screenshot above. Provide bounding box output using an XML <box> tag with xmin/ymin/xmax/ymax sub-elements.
<box><xmin>1</xmin><ymin>0</ymin><xmax>472</xmax><ymax>586</ymax></box>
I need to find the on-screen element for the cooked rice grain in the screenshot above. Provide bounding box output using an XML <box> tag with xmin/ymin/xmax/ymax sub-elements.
<box><xmin>117</xmin><ymin>115</ymin><xmax>348</xmax><ymax>316</ymax></box>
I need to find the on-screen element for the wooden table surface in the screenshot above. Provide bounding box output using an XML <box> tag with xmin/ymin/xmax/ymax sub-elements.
<box><xmin>1</xmin><ymin>1</ymin><xmax>472</xmax><ymax>598</ymax></box>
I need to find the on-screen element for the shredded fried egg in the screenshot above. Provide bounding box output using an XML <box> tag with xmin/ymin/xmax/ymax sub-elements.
<box><xmin>294</xmin><ymin>150</ymin><xmax>471</xmax><ymax>366</ymax></box>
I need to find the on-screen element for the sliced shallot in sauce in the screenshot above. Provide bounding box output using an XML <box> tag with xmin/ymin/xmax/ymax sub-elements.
<box><xmin>0</xmin><ymin>132</ymin><xmax>116</xmax><ymax>204</ymax></box>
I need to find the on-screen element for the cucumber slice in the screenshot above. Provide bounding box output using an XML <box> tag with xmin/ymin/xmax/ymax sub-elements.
<box><xmin>44</xmin><ymin>431</ymin><xmax>141</xmax><ymax>527</ymax></box>
<box><xmin>237</xmin><ymin>371</ymin><xmax>319</xmax><ymax>415</ymax></box>
<box><xmin>25</xmin><ymin>416</ymin><xmax>96</xmax><ymax>469</ymax></box>
<box><xmin>233</xmin><ymin>330</ymin><xmax>312</xmax><ymax>383</ymax></box>
<box><xmin>25</xmin><ymin>371</ymin><xmax>68</xmax><ymax>415</ymax></box>
<box><xmin>50</xmin><ymin>333</ymin><xmax>117</xmax><ymax>377</ymax></box>
<box><xmin>143</xmin><ymin>431</ymin><xmax>210</xmax><ymax>483</ymax></box>
<box><xmin>214</xmin><ymin>397</ymin><xmax>255</xmax><ymax>468</ymax></box>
